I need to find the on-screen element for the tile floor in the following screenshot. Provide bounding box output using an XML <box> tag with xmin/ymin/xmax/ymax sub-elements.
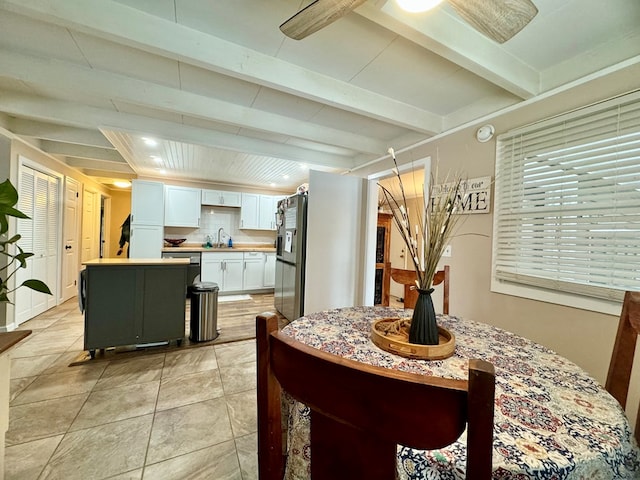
<box><xmin>6</xmin><ymin>299</ymin><xmax>259</xmax><ymax>480</ymax></box>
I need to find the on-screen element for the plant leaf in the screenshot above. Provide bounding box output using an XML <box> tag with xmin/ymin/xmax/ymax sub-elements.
<box><xmin>0</xmin><ymin>205</ymin><xmax>30</xmax><ymax>219</ymax></box>
<box><xmin>20</xmin><ymin>279</ymin><xmax>52</xmax><ymax>295</ymax></box>
<box><xmin>0</xmin><ymin>179</ymin><xmax>18</xmax><ymax>208</ymax></box>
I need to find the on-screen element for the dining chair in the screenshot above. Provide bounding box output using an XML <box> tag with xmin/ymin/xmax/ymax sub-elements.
<box><xmin>605</xmin><ymin>290</ymin><xmax>640</xmax><ymax>443</ymax></box>
<box><xmin>390</xmin><ymin>265</ymin><xmax>450</xmax><ymax>313</ymax></box>
<box><xmin>256</xmin><ymin>312</ymin><xmax>495</xmax><ymax>480</ymax></box>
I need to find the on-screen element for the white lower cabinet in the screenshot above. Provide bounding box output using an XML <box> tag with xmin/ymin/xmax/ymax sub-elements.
<box><xmin>201</xmin><ymin>252</ymin><xmax>244</xmax><ymax>292</ymax></box>
<box><xmin>202</xmin><ymin>251</ymin><xmax>276</xmax><ymax>292</ymax></box>
<box><xmin>243</xmin><ymin>252</ymin><xmax>265</xmax><ymax>290</ymax></box>
<box><xmin>264</xmin><ymin>253</ymin><xmax>276</xmax><ymax>288</ymax></box>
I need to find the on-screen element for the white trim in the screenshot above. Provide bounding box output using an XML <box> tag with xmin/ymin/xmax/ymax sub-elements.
<box><xmin>490</xmin><ymin>276</ymin><xmax>622</xmax><ymax>316</ymax></box>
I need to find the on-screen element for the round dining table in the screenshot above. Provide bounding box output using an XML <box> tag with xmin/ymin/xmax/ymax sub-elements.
<box><xmin>280</xmin><ymin>306</ymin><xmax>640</xmax><ymax>480</ymax></box>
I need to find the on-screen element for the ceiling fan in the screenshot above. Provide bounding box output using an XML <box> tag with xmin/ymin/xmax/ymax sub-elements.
<box><xmin>280</xmin><ymin>0</ymin><xmax>538</xmax><ymax>43</ymax></box>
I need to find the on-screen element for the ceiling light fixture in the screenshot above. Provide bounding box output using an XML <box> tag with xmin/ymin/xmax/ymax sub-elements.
<box><xmin>113</xmin><ymin>180</ymin><xmax>131</xmax><ymax>188</ymax></box>
<box><xmin>396</xmin><ymin>0</ymin><xmax>444</xmax><ymax>13</ymax></box>
<box><xmin>150</xmin><ymin>155</ymin><xmax>162</xmax><ymax>163</ymax></box>
<box><xmin>142</xmin><ymin>137</ymin><xmax>158</xmax><ymax>147</ymax></box>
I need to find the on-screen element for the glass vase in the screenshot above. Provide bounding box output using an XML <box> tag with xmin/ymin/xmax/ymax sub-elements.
<box><xmin>409</xmin><ymin>288</ymin><xmax>439</xmax><ymax>345</ymax></box>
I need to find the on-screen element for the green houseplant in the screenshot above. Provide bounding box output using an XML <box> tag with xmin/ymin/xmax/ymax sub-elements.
<box><xmin>0</xmin><ymin>179</ymin><xmax>51</xmax><ymax>302</ymax></box>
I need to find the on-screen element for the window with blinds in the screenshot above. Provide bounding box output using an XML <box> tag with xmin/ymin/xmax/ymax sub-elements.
<box><xmin>493</xmin><ymin>91</ymin><xmax>640</xmax><ymax>302</ymax></box>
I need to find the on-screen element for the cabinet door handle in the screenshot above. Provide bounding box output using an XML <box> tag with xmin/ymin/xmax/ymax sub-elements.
<box><xmin>244</xmin><ymin>261</ymin><xmax>247</xmax><ymax>271</ymax></box>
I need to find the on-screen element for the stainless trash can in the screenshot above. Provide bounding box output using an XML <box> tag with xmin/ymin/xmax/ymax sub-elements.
<box><xmin>189</xmin><ymin>282</ymin><xmax>219</xmax><ymax>342</ymax></box>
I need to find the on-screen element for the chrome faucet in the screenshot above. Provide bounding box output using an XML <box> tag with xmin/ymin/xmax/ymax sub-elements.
<box><xmin>217</xmin><ymin>227</ymin><xmax>225</xmax><ymax>247</ymax></box>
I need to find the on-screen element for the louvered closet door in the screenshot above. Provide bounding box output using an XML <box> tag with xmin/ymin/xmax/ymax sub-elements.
<box><xmin>15</xmin><ymin>166</ymin><xmax>59</xmax><ymax>325</ymax></box>
<box><xmin>46</xmin><ymin>176</ymin><xmax>59</xmax><ymax>309</ymax></box>
<box><xmin>14</xmin><ymin>168</ymin><xmax>35</xmax><ymax>324</ymax></box>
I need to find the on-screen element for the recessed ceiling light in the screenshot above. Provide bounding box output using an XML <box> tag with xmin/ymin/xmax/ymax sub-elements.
<box><xmin>283</xmin><ymin>175</ymin><xmax>290</xmax><ymax>179</ymax></box>
<box><xmin>142</xmin><ymin>137</ymin><xmax>158</xmax><ymax>147</ymax></box>
<box><xmin>157</xmin><ymin>169</ymin><xmax>166</xmax><ymax>175</ymax></box>
<box><xmin>150</xmin><ymin>155</ymin><xmax>162</xmax><ymax>163</ymax></box>
<box><xmin>270</xmin><ymin>183</ymin><xmax>276</xmax><ymax>187</ymax></box>
<box><xmin>113</xmin><ymin>180</ymin><xmax>131</xmax><ymax>188</ymax></box>
<box><xmin>396</xmin><ymin>0</ymin><xmax>443</xmax><ymax>13</ymax></box>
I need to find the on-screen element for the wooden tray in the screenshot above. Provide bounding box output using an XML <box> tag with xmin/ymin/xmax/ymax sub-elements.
<box><xmin>371</xmin><ymin>318</ymin><xmax>455</xmax><ymax>360</ymax></box>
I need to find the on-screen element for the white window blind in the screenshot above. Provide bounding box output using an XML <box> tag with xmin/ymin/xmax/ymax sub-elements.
<box><xmin>494</xmin><ymin>91</ymin><xmax>640</xmax><ymax>302</ymax></box>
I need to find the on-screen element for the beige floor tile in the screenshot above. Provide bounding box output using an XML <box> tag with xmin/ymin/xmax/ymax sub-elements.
<box><xmin>156</xmin><ymin>369</ymin><xmax>224</xmax><ymax>411</ymax></box>
<box><xmin>15</xmin><ymin>317</ymin><xmax>60</xmax><ymax>330</ymax></box>
<box><xmin>40</xmin><ymin>352</ymin><xmax>107</xmax><ymax>375</ymax></box>
<box><xmin>6</xmin><ymin>393</ymin><xmax>88</xmax><ymax>446</ymax></box>
<box><xmin>9</xmin><ymin>331</ymin><xmax>80</xmax><ymax>358</ymax></box>
<box><xmin>38</xmin><ymin>414</ymin><xmax>153</xmax><ymax>480</ymax></box>
<box><xmin>214</xmin><ymin>340</ymin><xmax>256</xmax><ymax>367</ymax></box>
<box><xmin>5</xmin><ymin>435</ymin><xmax>63</xmax><ymax>480</ymax></box>
<box><xmin>162</xmin><ymin>347</ymin><xmax>218</xmax><ymax>379</ymax></box>
<box><xmin>9</xmin><ymin>376</ymin><xmax>36</xmax><ymax>402</ymax></box>
<box><xmin>94</xmin><ymin>354</ymin><xmax>165</xmax><ymax>391</ymax></box>
<box><xmin>219</xmin><ymin>361</ymin><xmax>256</xmax><ymax>395</ymax></box>
<box><xmin>10</xmin><ymin>353</ymin><xmax>62</xmax><ymax>379</ymax></box>
<box><xmin>143</xmin><ymin>440</ymin><xmax>241</xmax><ymax>480</ymax></box>
<box><xmin>147</xmin><ymin>398</ymin><xmax>234</xmax><ymax>465</ymax></box>
<box><xmin>235</xmin><ymin>433</ymin><xmax>258</xmax><ymax>480</ymax></box>
<box><xmin>11</xmin><ymin>363</ymin><xmax>105</xmax><ymax>405</ymax></box>
<box><xmin>225</xmin><ymin>390</ymin><xmax>257</xmax><ymax>438</ymax></box>
<box><xmin>106</xmin><ymin>469</ymin><xmax>143</xmax><ymax>479</ymax></box>
<box><xmin>70</xmin><ymin>380</ymin><xmax>160</xmax><ymax>431</ymax></box>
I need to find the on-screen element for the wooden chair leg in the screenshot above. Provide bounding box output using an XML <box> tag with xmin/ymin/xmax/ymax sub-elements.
<box><xmin>257</xmin><ymin>313</ymin><xmax>285</xmax><ymax>480</ymax></box>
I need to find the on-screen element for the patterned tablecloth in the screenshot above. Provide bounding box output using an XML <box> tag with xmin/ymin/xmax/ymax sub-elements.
<box><xmin>280</xmin><ymin>306</ymin><xmax>640</xmax><ymax>480</ymax></box>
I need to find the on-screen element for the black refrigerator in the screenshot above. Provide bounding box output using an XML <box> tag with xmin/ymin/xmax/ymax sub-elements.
<box><xmin>275</xmin><ymin>193</ymin><xmax>308</xmax><ymax>322</ymax></box>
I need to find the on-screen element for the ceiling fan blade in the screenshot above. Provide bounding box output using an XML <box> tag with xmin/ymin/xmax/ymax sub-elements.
<box><xmin>448</xmin><ymin>0</ymin><xmax>538</xmax><ymax>43</ymax></box>
<box><xmin>280</xmin><ymin>0</ymin><xmax>368</xmax><ymax>40</ymax></box>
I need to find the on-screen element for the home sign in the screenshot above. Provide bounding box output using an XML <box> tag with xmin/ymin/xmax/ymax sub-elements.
<box><xmin>431</xmin><ymin>176</ymin><xmax>492</xmax><ymax>214</ymax></box>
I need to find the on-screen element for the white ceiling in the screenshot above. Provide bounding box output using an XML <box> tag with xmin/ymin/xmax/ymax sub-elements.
<box><xmin>0</xmin><ymin>0</ymin><xmax>639</xmax><ymax>192</ymax></box>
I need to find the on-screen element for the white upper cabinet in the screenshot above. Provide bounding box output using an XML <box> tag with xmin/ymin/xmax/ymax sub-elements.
<box><xmin>258</xmin><ymin>195</ymin><xmax>277</xmax><ymax>230</ymax></box>
<box><xmin>131</xmin><ymin>180</ymin><xmax>164</xmax><ymax>226</ymax></box>
<box><xmin>241</xmin><ymin>193</ymin><xmax>281</xmax><ymax>230</ymax></box>
<box><xmin>201</xmin><ymin>189</ymin><xmax>241</xmax><ymax>207</ymax></box>
<box><xmin>240</xmin><ymin>193</ymin><xmax>260</xmax><ymax>229</ymax></box>
<box><xmin>164</xmin><ymin>185</ymin><xmax>201</xmax><ymax>227</ymax></box>
<box><xmin>129</xmin><ymin>224</ymin><xmax>163</xmax><ymax>258</ymax></box>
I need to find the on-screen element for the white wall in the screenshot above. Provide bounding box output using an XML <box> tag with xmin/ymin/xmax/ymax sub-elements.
<box><xmin>305</xmin><ymin>170</ymin><xmax>368</xmax><ymax>313</ymax></box>
<box><xmin>352</xmin><ymin>62</ymin><xmax>640</xmax><ymax>428</ymax></box>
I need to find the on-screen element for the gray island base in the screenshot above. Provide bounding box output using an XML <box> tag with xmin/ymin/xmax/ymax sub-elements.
<box><xmin>82</xmin><ymin>258</ymin><xmax>189</xmax><ymax>359</ymax></box>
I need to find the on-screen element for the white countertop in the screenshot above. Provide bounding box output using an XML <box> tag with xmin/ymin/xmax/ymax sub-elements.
<box><xmin>83</xmin><ymin>258</ymin><xmax>190</xmax><ymax>266</ymax></box>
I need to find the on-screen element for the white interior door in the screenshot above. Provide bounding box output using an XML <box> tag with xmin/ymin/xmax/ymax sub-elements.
<box><xmin>62</xmin><ymin>177</ymin><xmax>79</xmax><ymax>302</ymax></box>
<box><xmin>82</xmin><ymin>189</ymin><xmax>100</xmax><ymax>262</ymax></box>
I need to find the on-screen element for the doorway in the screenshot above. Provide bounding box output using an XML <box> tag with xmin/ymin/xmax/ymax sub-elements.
<box><xmin>369</xmin><ymin>157</ymin><xmax>429</xmax><ymax>306</ymax></box>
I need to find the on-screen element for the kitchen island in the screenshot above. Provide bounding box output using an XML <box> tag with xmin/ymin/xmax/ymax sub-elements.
<box><xmin>82</xmin><ymin>258</ymin><xmax>189</xmax><ymax>358</ymax></box>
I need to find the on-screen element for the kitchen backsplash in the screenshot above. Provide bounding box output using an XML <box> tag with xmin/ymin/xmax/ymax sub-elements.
<box><xmin>164</xmin><ymin>205</ymin><xmax>275</xmax><ymax>246</ymax></box>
